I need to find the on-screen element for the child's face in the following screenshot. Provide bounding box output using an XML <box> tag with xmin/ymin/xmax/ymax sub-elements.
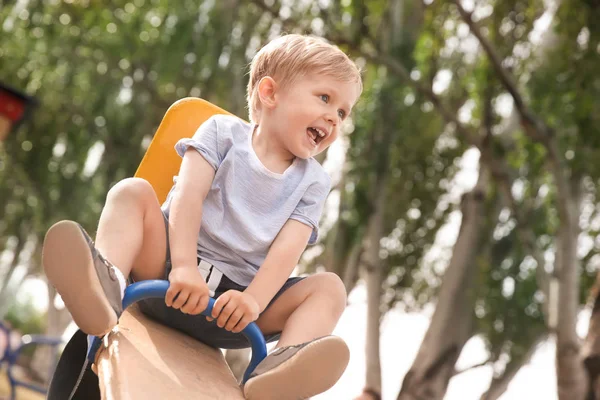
<box><xmin>266</xmin><ymin>73</ymin><xmax>360</xmax><ymax>160</ymax></box>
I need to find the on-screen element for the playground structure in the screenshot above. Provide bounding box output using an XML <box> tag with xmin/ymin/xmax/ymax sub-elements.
<box><xmin>134</xmin><ymin>97</ymin><xmax>230</xmax><ymax>203</ymax></box>
<box><xmin>94</xmin><ymin>281</ymin><xmax>262</xmax><ymax>399</ymax></box>
<box><xmin>96</xmin><ymin>306</ymin><xmax>245</xmax><ymax>399</ymax></box>
<box><xmin>0</xmin><ymin>321</ymin><xmax>62</xmax><ymax>400</ymax></box>
<box><xmin>92</xmin><ymin>98</ymin><xmax>257</xmax><ymax>398</ymax></box>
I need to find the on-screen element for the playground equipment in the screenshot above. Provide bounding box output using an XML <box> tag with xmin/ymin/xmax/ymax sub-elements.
<box><xmin>93</xmin><ymin>281</ymin><xmax>264</xmax><ymax>399</ymax></box>
<box><xmin>134</xmin><ymin>97</ymin><xmax>230</xmax><ymax>203</ymax></box>
<box><xmin>0</xmin><ymin>321</ymin><xmax>63</xmax><ymax>400</ymax></box>
<box><xmin>91</xmin><ymin>98</ymin><xmax>259</xmax><ymax>398</ymax></box>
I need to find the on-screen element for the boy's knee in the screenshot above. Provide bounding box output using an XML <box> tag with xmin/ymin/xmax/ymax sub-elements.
<box><xmin>313</xmin><ymin>272</ymin><xmax>347</xmax><ymax>313</ymax></box>
<box><xmin>107</xmin><ymin>177</ymin><xmax>156</xmax><ymax>205</ymax></box>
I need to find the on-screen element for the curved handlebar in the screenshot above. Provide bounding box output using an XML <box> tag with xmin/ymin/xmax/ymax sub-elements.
<box><xmin>91</xmin><ymin>280</ymin><xmax>266</xmax><ymax>383</ymax></box>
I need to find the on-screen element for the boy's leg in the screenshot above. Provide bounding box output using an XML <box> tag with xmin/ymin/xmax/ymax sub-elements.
<box><xmin>43</xmin><ymin>178</ymin><xmax>167</xmax><ymax>337</ymax></box>
<box><xmin>94</xmin><ymin>177</ymin><xmax>168</xmax><ymax>282</ymax></box>
<box><xmin>255</xmin><ymin>272</ymin><xmax>347</xmax><ymax>347</ymax></box>
<box><xmin>244</xmin><ymin>272</ymin><xmax>348</xmax><ymax>400</ymax></box>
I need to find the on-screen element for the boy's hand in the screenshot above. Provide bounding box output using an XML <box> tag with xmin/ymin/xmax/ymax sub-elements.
<box><xmin>209</xmin><ymin>290</ymin><xmax>260</xmax><ymax>333</ymax></box>
<box><xmin>166</xmin><ymin>266</ymin><xmax>210</xmax><ymax>315</ymax></box>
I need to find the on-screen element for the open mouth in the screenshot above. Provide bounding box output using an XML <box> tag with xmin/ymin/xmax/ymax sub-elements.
<box><xmin>307</xmin><ymin>127</ymin><xmax>326</xmax><ymax>146</ymax></box>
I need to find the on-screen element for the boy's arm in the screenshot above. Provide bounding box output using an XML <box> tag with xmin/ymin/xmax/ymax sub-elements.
<box><xmin>164</xmin><ymin>149</ymin><xmax>216</xmax><ymax>312</ymax></box>
<box><xmin>168</xmin><ymin>148</ymin><xmax>215</xmax><ymax>268</ymax></box>
<box><xmin>244</xmin><ymin>219</ymin><xmax>313</xmax><ymax>312</ymax></box>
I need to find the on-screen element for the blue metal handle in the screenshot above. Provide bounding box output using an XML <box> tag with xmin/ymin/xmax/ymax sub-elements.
<box><xmin>91</xmin><ymin>280</ymin><xmax>266</xmax><ymax>383</ymax></box>
<box><xmin>0</xmin><ymin>322</ymin><xmax>63</xmax><ymax>399</ymax></box>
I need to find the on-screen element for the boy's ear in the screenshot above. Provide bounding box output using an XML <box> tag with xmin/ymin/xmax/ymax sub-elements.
<box><xmin>257</xmin><ymin>76</ymin><xmax>278</xmax><ymax>109</ymax></box>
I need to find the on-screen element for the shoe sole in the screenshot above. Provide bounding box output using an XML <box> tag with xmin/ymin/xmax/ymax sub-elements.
<box><xmin>244</xmin><ymin>336</ymin><xmax>350</xmax><ymax>400</ymax></box>
<box><xmin>43</xmin><ymin>220</ymin><xmax>117</xmax><ymax>336</ymax></box>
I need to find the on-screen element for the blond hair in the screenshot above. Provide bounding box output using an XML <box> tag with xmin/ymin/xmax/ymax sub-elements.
<box><xmin>246</xmin><ymin>34</ymin><xmax>362</xmax><ymax>123</ymax></box>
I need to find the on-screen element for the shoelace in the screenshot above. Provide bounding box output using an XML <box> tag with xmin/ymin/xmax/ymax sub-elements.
<box><xmin>269</xmin><ymin>336</ymin><xmax>329</xmax><ymax>357</ymax></box>
<box><xmin>95</xmin><ymin>246</ymin><xmax>118</xmax><ymax>281</ymax></box>
<box><xmin>269</xmin><ymin>342</ymin><xmax>305</xmax><ymax>357</ymax></box>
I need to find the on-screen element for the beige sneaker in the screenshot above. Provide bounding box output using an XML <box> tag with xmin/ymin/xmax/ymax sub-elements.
<box><xmin>42</xmin><ymin>220</ymin><xmax>123</xmax><ymax>337</ymax></box>
<box><xmin>243</xmin><ymin>336</ymin><xmax>349</xmax><ymax>400</ymax></box>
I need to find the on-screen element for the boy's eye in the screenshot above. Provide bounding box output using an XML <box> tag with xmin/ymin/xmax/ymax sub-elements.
<box><xmin>320</xmin><ymin>94</ymin><xmax>329</xmax><ymax>103</ymax></box>
<box><xmin>338</xmin><ymin>110</ymin><xmax>346</xmax><ymax>119</ymax></box>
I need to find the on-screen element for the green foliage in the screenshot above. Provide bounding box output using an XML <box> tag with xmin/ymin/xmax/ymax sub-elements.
<box><xmin>474</xmin><ymin>216</ymin><xmax>547</xmax><ymax>363</ymax></box>
<box><xmin>3</xmin><ymin>1</ymin><xmax>600</xmax><ymax>393</ymax></box>
<box><xmin>0</xmin><ymin>0</ymin><xmax>267</xmax><ymax>276</ymax></box>
<box><xmin>5</xmin><ymin>300</ymin><xmax>46</xmax><ymax>336</ymax></box>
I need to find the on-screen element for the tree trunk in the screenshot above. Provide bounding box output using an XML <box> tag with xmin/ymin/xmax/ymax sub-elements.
<box><xmin>360</xmin><ymin>0</ymin><xmax>415</xmax><ymax>394</ymax></box>
<box><xmin>480</xmin><ymin>334</ymin><xmax>546</xmax><ymax>400</ymax></box>
<box><xmin>362</xmin><ymin>176</ymin><xmax>387</xmax><ymax>397</ymax></box>
<box><xmin>323</xmin><ymin>169</ymin><xmax>355</xmax><ymax>277</ymax></box>
<box><xmin>452</xmin><ymin>0</ymin><xmax>586</xmax><ymax>396</ymax></box>
<box><xmin>397</xmin><ymin>166</ymin><xmax>488</xmax><ymax>400</ymax></box>
<box><xmin>582</xmin><ymin>272</ymin><xmax>600</xmax><ymax>398</ymax></box>
<box><xmin>342</xmin><ymin>240</ymin><xmax>363</xmax><ymax>293</ymax></box>
<box><xmin>554</xmin><ymin>179</ymin><xmax>586</xmax><ymax>400</ymax></box>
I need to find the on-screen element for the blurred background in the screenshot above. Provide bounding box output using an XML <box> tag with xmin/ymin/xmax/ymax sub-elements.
<box><xmin>1</xmin><ymin>0</ymin><xmax>600</xmax><ymax>399</ymax></box>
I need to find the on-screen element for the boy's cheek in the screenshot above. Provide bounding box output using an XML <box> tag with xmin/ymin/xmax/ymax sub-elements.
<box><xmin>324</xmin><ymin>133</ymin><xmax>339</xmax><ymax>147</ymax></box>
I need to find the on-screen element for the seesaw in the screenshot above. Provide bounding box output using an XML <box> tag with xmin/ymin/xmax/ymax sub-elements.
<box><xmin>88</xmin><ymin>280</ymin><xmax>266</xmax><ymax>399</ymax></box>
<box><xmin>50</xmin><ymin>98</ymin><xmax>259</xmax><ymax>399</ymax></box>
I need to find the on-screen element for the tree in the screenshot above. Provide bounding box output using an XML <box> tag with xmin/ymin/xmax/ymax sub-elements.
<box><xmin>5</xmin><ymin>1</ymin><xmax>600</xmax><ymax>398</ymax></box>
<box><xmin>252</xmin><ymin>0</ymin><xmax>600</xmax><ymax>398</ymax></box>
<box><xmin>0</xmin><ymin>0</ymin><xmax>269</xmax><ymax>375</ymax></box>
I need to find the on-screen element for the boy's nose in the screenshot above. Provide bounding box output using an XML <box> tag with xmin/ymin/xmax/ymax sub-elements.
<box><xmin>323</xmin><ymin>119</ymin><xmax>335</xmax><ymax>130</ymax></box>
<box><xmin>324</xmin><ymin>110</ymin><xmax>337</xmax><ymax>125</ymax></box>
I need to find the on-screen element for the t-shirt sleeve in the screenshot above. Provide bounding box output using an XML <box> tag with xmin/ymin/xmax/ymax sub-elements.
<box><xmin>290</xmin><ymin>178</ymin><xmax>331</xmax><ymax>245</ymax></box>
<box><xmin>174</xmin><ymin>116</ymin><xmax>221</xmax><ymax>170</ymax></box>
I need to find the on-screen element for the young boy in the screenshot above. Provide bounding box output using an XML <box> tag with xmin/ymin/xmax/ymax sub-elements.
<box><xmin>43</xmin><ymin>34</ymin><xmax>362</xmax><ymax>400</ymax></box>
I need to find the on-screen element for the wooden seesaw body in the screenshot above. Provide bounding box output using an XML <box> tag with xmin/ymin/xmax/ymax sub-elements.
<box><xmin>95</xmin><ymin>306</ymin><xmax>245</xmax><ymax>399</ymax></box>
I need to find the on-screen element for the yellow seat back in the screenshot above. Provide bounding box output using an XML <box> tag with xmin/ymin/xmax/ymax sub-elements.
<box><xmin>134</xmin><ymin>98</ymin><xmax>231</xmax><ymax>203</ymax></box>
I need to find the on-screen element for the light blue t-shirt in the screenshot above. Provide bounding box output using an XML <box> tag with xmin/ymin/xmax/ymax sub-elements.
<box><xmin>162</xmin><ymin>114</ymin><xmax>331</xmax><ymax>286</ymax></box>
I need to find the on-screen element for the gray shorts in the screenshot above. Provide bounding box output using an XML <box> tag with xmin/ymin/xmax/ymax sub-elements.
<box><xmin>136</xmin><ymin>213</ymin><xmax>304</xmax><ymax>349</ymax></box>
